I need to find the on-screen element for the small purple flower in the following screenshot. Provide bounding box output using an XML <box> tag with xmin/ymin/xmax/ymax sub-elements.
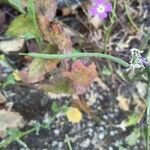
<box><xmin>89</xmin><ymin>0</ymin><xmax>112</xmax><ymax>20</ymax></box>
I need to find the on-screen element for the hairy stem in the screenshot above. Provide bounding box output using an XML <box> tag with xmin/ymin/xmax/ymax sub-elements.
<box><xmin>20</xmin><ymin>52</ymin><xmax>129</xmax><ymax>67</ymax></box>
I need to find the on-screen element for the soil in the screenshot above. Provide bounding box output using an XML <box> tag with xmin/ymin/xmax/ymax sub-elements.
<box><xmin>0</xmin><ymin>0</ymin><xmax>149</xmax><ymax>150</ymax></box>
<box><xmin>1</xmin><ymin>81</ymin><xmax>146</xmax><ymax>150</ymax></box>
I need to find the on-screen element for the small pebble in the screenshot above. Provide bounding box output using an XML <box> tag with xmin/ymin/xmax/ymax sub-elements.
<box><xmin>109</xmin><ymin>113</ymin><xmax>115</xmax><ymax>118</ymax></box>
<box><xmin>109</xmin><ymin>147</ymin><xmax>113</xmax><ymax>150</ymax></box>
<box><xmin>114</xmin><ymin>130</ymin><xmax>118</xmax><ymax>134</ymax></box>
<box><xmin>58</xmin><ymin>142</ymin><xmax>63</xmax><ymax>148</ymax></box>
<box><xmin>97</xmin><ymin>106</ymin><xmax>101</xmax><ymax>110</ymax></box>
<box><xmin>80</xmin><ymin>138</ymin><xmax>91</xmax><ymax>148</ymax></box>
<box><xmin>110</xmin><ymin>131</ymin><xmax>115</xmax><ymax>136</ymax></box>
<box><xmin>87</xmin><ymin>122</ymin><xmax>94</xmax><ymax>127</ymax></box>
<box><xmin>99</xmin><ymin>126</ymin><xmax>104</xmax><ymax>131</ymax></box>
<box><xmin>54</xmin><ymin>129</ymin><xmax>60</xmax><ymax>136</ymax></box>
<box><xmin>52</xmin><ymin>141</ymin><xmax>58</xmax><ymax>147</ymax></box>
<box><xmin>98</xmin><ymin>133</ymin><xmax>105</xmax><ymax>140</ymax></box>
<box><xmin>114</xmin><ymin>108</ymin><xmax>119</xmax><ymax>112</ymax></box>
<box><xmin>101</xmin><ymin>121</ymin><xmax>106</xmax><ymax>125</ymax></box>
<box><xmin>88</xmin><ymin>128</ymin><xmax>93</xmax><ymax>136</ymax></box>
<box><xmin>103</xmin><ymin>114</ymin><xmax>108</xmax><ymax>120</ymax></box>
<box><xmin>114</xmin><ymin>140</ymin><xmax>122</xmax><ymax>147</ymax></box>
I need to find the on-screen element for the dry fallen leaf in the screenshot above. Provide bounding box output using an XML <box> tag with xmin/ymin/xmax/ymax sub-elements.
<box><xmin>19</xmin><ymin>58</ymin><xmax>59</xmax><ymax>84</ymax></box>
<box><xmin>62</xmin><ymin>61</ymin><xmax>98</xmax><ymax>94</ymax></box>
<box><xmin>117</xmin><ymin>95</ymin><xmax>129</xmax><ymax>111</ymax></box>
<box><xmin>0</xmin><ymin>109</ymin><xmax>24</xmax><ymax>138</ymax></box>
<box><xmin>20</xmin><ymin>44</ymin><xmax>59</xmax><ymax>84</ymax></box>
<box><xmin>19</xmin><ymin>67</ymin><xmax>44</xmax><ymax>84</ymax></box>
<box><xmin>0</xmin><ymin>38</ymin><xmax>24</xmax><ymax>53</ymax></box>
<box><xmin>38</xmin><ymin>15</ymin><xmax>73</xmax><ymax>54</ymax></box>
<box><xmin>36</xmin><ymin>0</ymin><xmax>57</xmax><ymax>20</ymax></box>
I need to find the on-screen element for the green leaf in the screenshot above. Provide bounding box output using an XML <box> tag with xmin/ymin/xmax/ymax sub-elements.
<box><xmin>22</xmin><ymin>32</ymin><xmax>36</xmax><ymax>40</ymax></box>
<box><xmin>124</xmin><ymin>113</ymin><xmax>139</xmax><ymax>127</ymax></box>
<box><xmin>27</xmin><ymin>0</ymin><xmax>37</xmax><ymax>29</ymax></box>
<box><xmin>3</xmin><ymin>74</ymin><xmax>16</xmax><ymax>88</ymax></box>
<box><xmin>6</xmin><ymin>74</ymin><xmax>16</xmax><ymax>84</ymax></box>
<box><xmin>7</xmin><ymin>128</ymin><xmax>22</xmax><ymax>137</ymax></box>
<box><xmin>6</xmin><ymin>14</ymin><xmax>40</xmax><ymax>39</ymax></box>
<box><xmin>126</xmin><ymin>128</ymin><xmax>141</xmax><ymax>146</ymax></box>
<box><xmin>51</xmin><ymin>102</ymin><xmax>60</xmax><ymax>113</ymax></box>
<box><xmin>102</xmin><ymin>66</ymin><xmax>112</xmax><ymax>76</ymax></box>
<box><xmin>39</xmin><ymin>79</ymin><xmax>74</xmax><ymax>94</ymax></box>
<box><xmin>7</xmin><ymin>0</ymin><xmax>26</xmax><ymax>14</ymax></box>
<box><xmin>116</xmin><ymin>113</ymin><xmax>140</xmax><ymax>130</ymax></box>
<box><xmin>34</xmin><ymin>122</ymin><xmax>41</xmax><ymax>135</ymax></box>
<box><xmin>119</xmin><ymin>146</ymin><xmax>127</xmax><ymax>150</ymax></box>
<box><xmin>29</xmin><ymin>58</ymin><xmax>46</xmax><ymax>78</ymax></box>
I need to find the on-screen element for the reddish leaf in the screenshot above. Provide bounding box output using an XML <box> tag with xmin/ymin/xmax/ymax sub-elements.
<box><xmin>62</xmin><ymin>61</ymin><xmax>98</xmax><ymax>94</ymax></box>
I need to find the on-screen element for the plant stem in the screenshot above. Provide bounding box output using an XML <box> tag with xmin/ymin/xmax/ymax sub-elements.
<box><xmin>65</xmin><ymin>134</ymin><xmax>72</xmax><ymax>150</ymax></box>
<box><xmin>103</xmin><ymin>0</ymin><xmax>117</xmax><ymax>52</ymax></box>
<box><xmin>20</xmin><ymin>52</ymin><xmax>129</xmax><ymax>67</ymax></box>
<box><xmin>0</xmin><ymin>128</ymin><xmax>35</xmax><ymax>148</ymax></box>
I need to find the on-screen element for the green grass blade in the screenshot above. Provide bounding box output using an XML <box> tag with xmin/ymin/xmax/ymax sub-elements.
<box><xmin>7</xmin><ymin>0</ymin><xmax>26</xmax><ymax>14</ymax></box>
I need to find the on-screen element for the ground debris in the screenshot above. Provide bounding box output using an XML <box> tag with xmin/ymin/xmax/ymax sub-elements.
<box><xmin>0</xmin><ymin>109</ymin><xmax>24</xmax><ymax>138</ymax></box>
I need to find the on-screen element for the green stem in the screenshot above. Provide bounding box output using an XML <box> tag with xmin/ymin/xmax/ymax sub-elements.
<box><xmin>20</xmin><ymin>52</ymin><xmax>129</xmax><ymax>67</ymax></box>
<box><xmin>65</xmin><ymin>134</ymin><xmax>72</xmax><ymax>150</ymax></box>
<box><xmin>0</xmin><ymin>128</ymin><xmax>35</xmax><ymax>148</ymax></box>
<box><xmin>103</xmin><ymin>0</ymin><xmax>117</xmax><ymax>51</ymax></box>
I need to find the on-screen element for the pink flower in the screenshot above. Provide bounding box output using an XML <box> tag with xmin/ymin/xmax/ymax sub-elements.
<box><xmin>89</xmin><ymin>0</ymin><xmax>112</xmax><ymax>20</ymax></box>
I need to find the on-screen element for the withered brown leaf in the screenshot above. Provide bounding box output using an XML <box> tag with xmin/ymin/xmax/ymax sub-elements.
<box><xmin>38</xmin><ymin>15</ymin><xmax>73</xmax><ymax>54</ymax></box>
<box><xmin>62</xmin><ymin>61</ymin><xmax>98</xmax><ymax>94</ymax></box>
<box><xmin>35</xmin><ymin>0</ymin><xmax>57</xmax><ymax>20</ymax></box>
